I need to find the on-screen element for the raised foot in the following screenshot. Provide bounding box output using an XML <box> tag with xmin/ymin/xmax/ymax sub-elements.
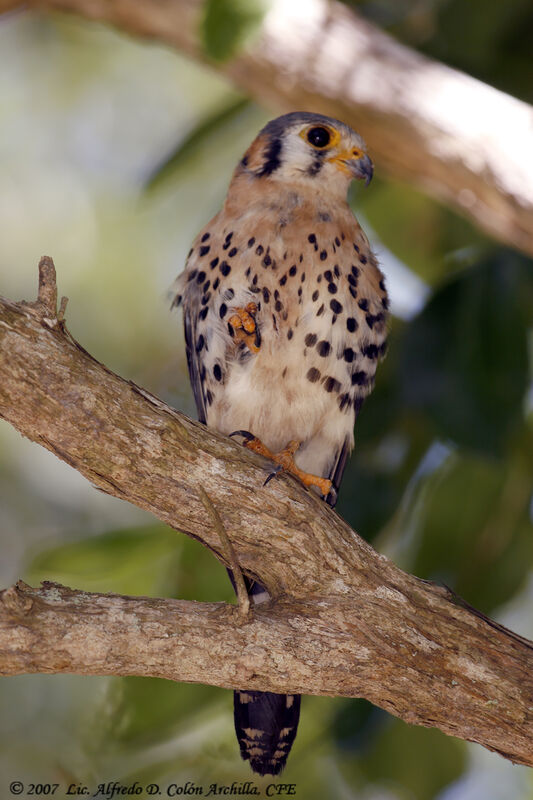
<box><xmin>228</xmin><ymin>302</ymin><xmax>260</xmax><ymax>354</ymax></box>
<box><xmin>230</xmin><ymin>432</ymin><xmax>332</xmax><ymax>497</ymax></box>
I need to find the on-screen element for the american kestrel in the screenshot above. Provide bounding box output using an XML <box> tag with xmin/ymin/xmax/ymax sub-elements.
<box><xmin>172</xmin><ymin>112</ymin><xmax>388</xmax><ymax>775</ymax></box>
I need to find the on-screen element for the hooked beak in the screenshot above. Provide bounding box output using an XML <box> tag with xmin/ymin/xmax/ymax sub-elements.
<box><xmin>349</xmin><ymin>153</ymin><xmax>373</xmax><ymax>187</ymax></box>
<box><xmin>329</xmin><ymin>150</ymin><xmax>374</xmax><ymax>186</ymax></box>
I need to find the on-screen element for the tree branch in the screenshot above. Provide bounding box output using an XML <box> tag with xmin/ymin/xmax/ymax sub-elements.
<box><xmin>11</xmin><ymin>0</ymin><xmax>533</xmax><ymax>258</ymax></box>
<box><xmin>0</xmin><ymin>259</ymin><xmax>532</xmax><ymax>766</ymax></box>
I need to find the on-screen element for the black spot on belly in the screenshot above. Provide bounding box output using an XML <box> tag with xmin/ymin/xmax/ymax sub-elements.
<box><xmin>317</xmin><ymin>340</ymin><xmax>331</xmax><ymax>357</ymax></box>
<box><xmin>199</xmin><ymin>307</ymin><xmax>208</xmax><ymax>320</ymax></box>
<box><xmin>323</xmin><ymin>376</ymin><xmax>340</xmax><ymax>393</ymax></box>
<box><xmin>328</xmin><ymin>283</ymin><xmax>337</xmax><ymax>294</ymax></box>
<box><xmin>347</xmin><ymin>317</ymin><xmax>358</xmax><ymax>332</ymax></box>
<box><xmin>330</xmin><ymin>299</ymin><xmax>342</xmax><ymax>314</ymax></box>
<box><xmin>196</xmin><ymin>271</ymin><xmax>206</xmax><ymax>284</ymax></box>
<box><xmin>213</xmin><ymin>364</ymin><xmax>222</xmax><ymax>381</ymax></box>
<box><xmin>352</xmin><ymin>371</ymin><xmax>368</xmax><ymax>385</ymax></box>
<box><xmin>305</xmin><ymin>333</ymin><xmax>317</xmax><ymax>347</ymax></box>
<box><xmin>307</xmin><ymin>367</ymin><xmax>321</xmax><ymax>382</ymax></box>
<box><xmin>343</xmin><ymin>348</ymin><xmax>355</xmax><ymax>362</ymax></box>
<box><xmin>362</xmin><ymin>344</ymin><xmax>378</xmax><ymax>359</ymax></box>
<box><xmin>338</xmin><ymin>393</ymin><xmax>350</xmax><ymax>411</ymax></box>
<box><xmin>263</xmin><ymin>288</ymin><xmax>270</xmax><ymax>303</ymax></box>
<box><xmin>219</xmin><ymin>303</ymin><xmax>227</xmax><ymax>318</ymax></box>
<box><xmin>320</xmin><ymin>250</ymin><xmax>327</xmax><ymax>261</ymax></box>
<box><xmin>210</xmin><ymin>257</ymin><xmax>219</xmax><ymax>269</ymax></box>
<box><xmin>358</xmin><ymin>298</ymin><xmax>369</xmax><ymax>311</ymax></box>
<box><xmin>312</xmin><ymin>290</ymin><xmax>319</xmax><ymax>301</ymax></box>
<box><xmin>220</xmin><ymin>261</ymin><xmax>231</xmax><ymax>276</ymax></box>
<box><xmin>366</xmin><ymin>312</ymin><xmax>385</xmax><ymax>329</ymax></box>
<box><xmin>289</xmin><ymin>265</ymin><xmax>297</xmax><ymax>276</ymax></box>
<box><xmin>248</xmin><ymin>237</ymin><xmax>255</xmax><ymax>248</ymax></box>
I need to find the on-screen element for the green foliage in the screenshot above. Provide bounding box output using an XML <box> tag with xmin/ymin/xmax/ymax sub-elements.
<box><xmin>356</xmin><ymin>718</ymin><xmax>466</xmax><ymax>800</ymax></box>
<box><xmin>200</xmin><ymin>0</ymin><xmax>266</xmax><ymax>62</ymax></box>
<box><xmin>144</xmin><ymin>96</ymin><xmax>250</xmax><ymax>193</ymax></box>
<box><xmin>398</xmin><ymin>251</ymin><xmax>532</xmax><ymax>456</ymax></box>
<box><xmin>25</xmin><ymin>524</ymin><xmax>232</xmax><ymax>602</ymax></box>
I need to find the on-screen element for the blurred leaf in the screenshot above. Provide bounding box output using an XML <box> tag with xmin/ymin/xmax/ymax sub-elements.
<box><xmin>25</xmin><ymin>523</ymin><xmax>233</xmax><ymax>602</ymax></box>
<box><xmin>397</xmin><ymin>250</ymin><xmax>532</xmax><ymax>456</ymax></box>
<box><xmin>99</xmin><ymin>677</ymin><xmax>221</xmax><ymax>745</ymax></box>
<box><xmin>357</xmin><ymin>177</ymin><xmax>491</xmax><ymax>286</ymax></box>
<box><xmin>406</xmin><ymin>444</ymin><xmax>533</xmax><ymax>612</ymax></box>
<box><xmin>331</xmin><ymin>698</ymin><xmax>389</xmax><ymax>753</ymax></box>
<box><xmin>144</xmin><ymin>96</ymin><xmax>250</xmax><ymax>193</ymax></box>
<box><xmin>201</xmin><ymin>0</ymin><xmax>266</xmax><ymax>62</ymax></box>
<box><xmin>356</xmin><ymin>717</ymin><xmax>466</xmax><ymax>800</ymax></box>
<box><xmin>25</xmin><ymin>524</ymin><xmax>183</xmax><ymax>597</ymax></box>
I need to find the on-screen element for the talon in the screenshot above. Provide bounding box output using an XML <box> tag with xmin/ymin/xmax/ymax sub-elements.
<box><xmin>230</xmin><ymin>429</ymin><xmax>255</xmax><ymax>441</ymax></box>
<box><xmin>264</xmin><ymin>465</ymin><xmax>283</xmax><ymax>486</ymax></box>
<box><xmin>236</xmin><ymin>434</ymin><xmax>332</xmax><ymax>497</ymax></box>
<box><xmin>228</xmin><ymin>303</ymin><xmax>260</xmax><ymax>354</ymax></box>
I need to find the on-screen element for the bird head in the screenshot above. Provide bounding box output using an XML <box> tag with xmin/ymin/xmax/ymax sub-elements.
<box><xmin>237</xmin><ymin>112</ymin><xmax>373</xmax><ymax>200</ymax></box>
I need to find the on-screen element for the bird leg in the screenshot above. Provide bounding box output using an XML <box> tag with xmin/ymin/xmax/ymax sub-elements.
<box><xmin>231</xmin><ymin>431</ymin><xmax>332</xmax><ymax>497</ymax></box>
<box><xmin>228</xmin><ymin>302</ymin><xmax>260</xmax><ymax>354</ymax></box>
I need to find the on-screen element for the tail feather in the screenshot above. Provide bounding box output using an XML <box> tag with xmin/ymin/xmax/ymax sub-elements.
<box><xmin>233</xmin><ymin>690</ymin><xmax>301</xmax><ymax>775</ymax></box>
<box><xmin>227</xmin><ymin>569</ymin><xmax>301</xmax><ymax>774</ymax></box>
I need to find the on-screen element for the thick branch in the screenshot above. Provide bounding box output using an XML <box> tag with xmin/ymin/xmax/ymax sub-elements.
<box><xmin>0</xmin><ymin>260</ymin><xmax>532</xmax><ymax>766</ymax></box>
<box><xmin>16</xmin><ymin>0</ymin><xmax>533</xmax><ymax>257</ymax></box>
<box><xmin>2</xmin><ymin>580</ymin><xmax>533</xmax><ymax>768</ymax></box>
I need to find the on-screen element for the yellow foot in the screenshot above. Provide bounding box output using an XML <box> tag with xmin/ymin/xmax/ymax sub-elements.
<box><xmin>231</xmin><ymin>432</ymin><xmax>332</xmax><ymax>497</ymax></box>
<box><xmin>228</xmin><ymin>302</ymin><xmax>260</xmax><ymax>354</ymax></box>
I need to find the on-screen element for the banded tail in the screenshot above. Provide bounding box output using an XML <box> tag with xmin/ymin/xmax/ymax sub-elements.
<box><xmin>234</xmin><ymin>689</ymin><xmax>301</xmax><ymax>775</ymax></box>
<box><xmin>229</xmin><ymin>573</ymin><xmax>301</xmax><ymax>775</ymax></box>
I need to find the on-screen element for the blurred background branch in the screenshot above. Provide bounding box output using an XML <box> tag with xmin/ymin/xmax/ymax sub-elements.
<box><xmin>9</xmin><ymin>0</ymin><xmax>533</xmax><ymax>257</ymax></box>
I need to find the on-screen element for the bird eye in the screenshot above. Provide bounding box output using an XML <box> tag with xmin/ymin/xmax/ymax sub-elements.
<box><xmin>306</xmin><ymin>126</ymin><xmax>331</xmax><ymax>148</ymax></box>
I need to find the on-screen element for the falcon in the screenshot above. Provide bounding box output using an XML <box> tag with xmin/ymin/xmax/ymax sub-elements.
<box><xmin>172</xmin><ymin>111</ymin><xmax>388</xmax><ymax>775</ymax></box>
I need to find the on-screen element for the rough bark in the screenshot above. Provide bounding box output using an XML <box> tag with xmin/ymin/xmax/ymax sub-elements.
<box><xmin>9</xmin><ymin>0</ymin><xmax>533</xmax><ymax>258</ymax></box>
<box><xmin>0</xmin><ymin>259</ymin><xmax>532</xmax><ymax>766</ymax></box>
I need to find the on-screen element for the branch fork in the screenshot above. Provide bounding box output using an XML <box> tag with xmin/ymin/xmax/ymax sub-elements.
<box><xmin>0</xmin><ymin>259</ymin><xmax>532</xmax><ymax>766</ymax></box>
